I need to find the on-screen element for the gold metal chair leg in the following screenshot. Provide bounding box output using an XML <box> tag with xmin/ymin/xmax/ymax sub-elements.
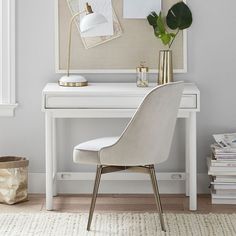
<box><xmin>149</xmin><ymin>165</ymin><xmax>166</xmax><ymax>232</ymax></box>
<box><xmin>87</xmin><ymin>165</ymin><xmax>102</xmax><ymax>231</ymax></box>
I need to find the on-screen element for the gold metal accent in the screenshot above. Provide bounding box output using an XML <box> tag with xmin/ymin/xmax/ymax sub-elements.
<box><xmin>87</xmin><ymin>165</ymin><xmax>102</xmax><ymax>231</ymax></box>
<box><xmin>86</xmin><ymin>164</ymin><xmax>166</xmax><ymax>232</ymax></box>
<box><xmin>158</xmin><ymin>50</ymin><xmax>173</xmax><ymax>85</ymax></box>
<box><xmin>149</xmin><ymin>165</ymin><xmax>166</xmax><ymax>232</ymax></box>
<box><xmin>136</xmin><ymin>61</ymin><xmax>149</xmax><ymax>73</ymax></box>
<box><xmin>59</xmin><ymin>2</ymin><xmax>93</xmax><ymax>87</ymax></box>
<box><xmin>85</xmin><ymin>3</ymin><xmax>93</xmax><ymax>14</ymax></box>
<box><xmin>136</xmin><ymin>66</ymin><xmax>149</xmax><ymax>73</ymax></box>
<box><xmin>66</xmin><ymin>9</ymin><xmax>87</xmax><ymax>78</ymax></box>
<box><xmin>58</xmin><ymin>81</ymin><xmax>88</xmax><ymax>87</ymax></box>
<box><xmin>101</xmin><ymin>165</ymin><xmax>150</xmax><ymax>174</ymax></box>
<box><xmin>136</xmin><ymin>62</ymin><xmax>149</xmax><ymax>87</ymax></box>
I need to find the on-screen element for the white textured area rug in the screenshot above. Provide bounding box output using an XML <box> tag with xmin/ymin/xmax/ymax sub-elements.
<box><xmin>0</xmin><ymin>213</ymin><xmax>236</xmax><ymax>236</ymax></box>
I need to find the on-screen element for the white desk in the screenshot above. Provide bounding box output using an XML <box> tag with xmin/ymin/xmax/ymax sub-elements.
<box><xmin>42</xmin><ymin>83</ymin><xmax>200</xmax><ymax>211</ymax></box>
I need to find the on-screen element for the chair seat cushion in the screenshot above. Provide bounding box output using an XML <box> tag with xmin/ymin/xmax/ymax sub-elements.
<box><xmin>73</xmin><ymin>137</ymin><xmax>119</xmax><ymax>164</ymax></box>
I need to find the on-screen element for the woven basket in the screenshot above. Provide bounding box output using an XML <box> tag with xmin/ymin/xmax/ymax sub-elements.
<box><xmin>0</xmin><ymin>156</ymin><xmax>29</xmax><ymax>204</ymax></box>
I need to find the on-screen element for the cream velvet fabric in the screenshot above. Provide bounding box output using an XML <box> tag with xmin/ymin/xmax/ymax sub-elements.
<box><xmin>73</xmin><ymin>82</ymin><xmax>184</xmax><ymax>166</ymax></box>
<box><xmin>73</xmin><ymin>137</ymin><xmax>118</xmax><ymax>164</ymax></box>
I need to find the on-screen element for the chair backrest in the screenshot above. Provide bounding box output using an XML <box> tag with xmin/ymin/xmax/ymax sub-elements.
<box><xmin>99</xmin><ymin>82</ymin><xmax>184</xmax><ymax>166</ymax></box>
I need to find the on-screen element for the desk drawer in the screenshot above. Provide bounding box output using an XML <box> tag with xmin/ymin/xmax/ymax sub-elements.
<box><xmin>45</xmin><ymin>96</ymin><xmax>143</xmax><ymax>109</ymax></box>
<box><xmin>45</xmin><ymin>94</ymin><xmax>197</xmax><ymax>109</ymax></box>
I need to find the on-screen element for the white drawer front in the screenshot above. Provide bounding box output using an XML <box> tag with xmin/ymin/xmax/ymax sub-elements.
<box><xmin>46</xmin><ymin>96</ymin><xmax>144</xmax><ymax>109</ymax></box>
<box><xmin>45</xmin><ymin>94</ymin><xmax>197</xmax><ymax>109</ymax></box>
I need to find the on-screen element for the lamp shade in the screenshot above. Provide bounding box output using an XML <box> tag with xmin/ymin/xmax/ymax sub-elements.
<box><xmin>80</xmin><ymin>12</ymin><xmax>107</xmax><ymax>33</ymax></box>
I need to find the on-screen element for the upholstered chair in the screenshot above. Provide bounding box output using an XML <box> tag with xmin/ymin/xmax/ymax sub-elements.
<box><xmin>73</xmin><ymin>82</ymin><xmax>184</xmax><ymax>232</ymax></box>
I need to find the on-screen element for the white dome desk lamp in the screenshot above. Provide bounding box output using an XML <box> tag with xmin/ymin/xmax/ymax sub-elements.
<box><xmin>59</xmin><ymin>3</ymin><xmax>107</xmax><ymax>87</ymax></box>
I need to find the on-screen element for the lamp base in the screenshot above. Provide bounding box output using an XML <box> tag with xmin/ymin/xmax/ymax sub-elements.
<box><xmin>58</xmin><ymin>75</ymin><xmax>88</xmax><ymax>87</ymax></box>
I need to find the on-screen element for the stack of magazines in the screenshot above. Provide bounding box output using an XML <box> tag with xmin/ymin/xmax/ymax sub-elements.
<box><xmin>208</xmin><ymin>133</ymin><xmax>236</xmax><ymax>204</ymax></box>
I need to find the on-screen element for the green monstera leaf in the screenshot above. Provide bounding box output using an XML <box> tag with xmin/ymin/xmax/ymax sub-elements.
<box><xmin>166</xmin><ymin>2</ymin><xmax>192</xmax><ymax>30</ymax></box>
<box><xmin>147</xmin><ymin>2</ymin><xmax>192</xmax><ymax>48</ymax></box>
<box><xmin>147</xmin><ymin>11</ymin><xmax>158</xmax><ymax>30</ymax></box>
<box><xmin>156</xmin><ymin>13</ymin><xmax>165</xmax><ymax>34</ymax></box>
<box><xmin>147</xmin><ymin>12</ymin><xmax>172</xmax><ymax>46</ymax></box>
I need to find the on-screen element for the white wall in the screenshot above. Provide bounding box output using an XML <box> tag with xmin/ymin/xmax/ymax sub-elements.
<box><xmin>0</xmin><ymin>0</ymin><xmax>236</xmax><ymax>193</ymax></box>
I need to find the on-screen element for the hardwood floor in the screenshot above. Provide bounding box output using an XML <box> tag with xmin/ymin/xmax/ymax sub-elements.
<box><xmin>0</xmin><ymin>194</ymin><xmax>236</xmax><ymax>213</ymax></box>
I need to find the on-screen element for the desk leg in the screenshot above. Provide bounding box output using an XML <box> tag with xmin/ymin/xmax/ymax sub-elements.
<box><xmin>188</xmin><ymin>112</ymin><xmax>197</xmax><ymax>211</ymax></box>
<box><xmin>45</xmin><ymin>112</ymin><xmax>53</xmax><ymax>210</ymax></box>
<box><xmin>52</xmin><ymin>118</ymin><xmax>57</xmax><ymax>197</ymax></box>
<box><xmin>185</xmin><ymin>117</ymin><xmax>190</xmax><ymax>197</ymax></box>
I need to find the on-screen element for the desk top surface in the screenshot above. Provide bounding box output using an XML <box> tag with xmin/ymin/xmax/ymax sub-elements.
<box><xmin>43</xmin><ymin>83</ymin><xmax>199</xmax><ymax>96</ymax></box>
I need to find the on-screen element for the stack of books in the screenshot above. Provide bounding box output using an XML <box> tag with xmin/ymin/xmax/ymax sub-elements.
<box><xmin>208</xmin><ymin>133</ymin><xmax>236</xmax><ymax>204</ymax></box>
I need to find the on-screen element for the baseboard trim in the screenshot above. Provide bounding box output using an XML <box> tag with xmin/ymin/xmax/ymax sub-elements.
<box><xmin>28</xmin><ymin>172</ymin><xmax>210</xmax><ymax>194</ymax></box>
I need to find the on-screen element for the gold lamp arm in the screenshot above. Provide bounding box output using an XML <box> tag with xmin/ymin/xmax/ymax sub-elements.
<box><xmin>66</xmin><ymin>10</ymin><xmax>86</xmax><ymax>77</ymax></box>
<box><xmin>59</xmin><ymin>2</ymin><xmax>100</xmax><ymax>87</ymax></box>
<box><xmin>66</xmin><ymin>3</ymin><xmax>93</xmax><ymax>77</ymax></box>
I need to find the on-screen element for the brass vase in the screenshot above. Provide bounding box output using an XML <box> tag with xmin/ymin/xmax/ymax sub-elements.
<box><xmin>158</xmin><ymin>50</ymin><xmax>173</xmax><ymax>85</ymax></box>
